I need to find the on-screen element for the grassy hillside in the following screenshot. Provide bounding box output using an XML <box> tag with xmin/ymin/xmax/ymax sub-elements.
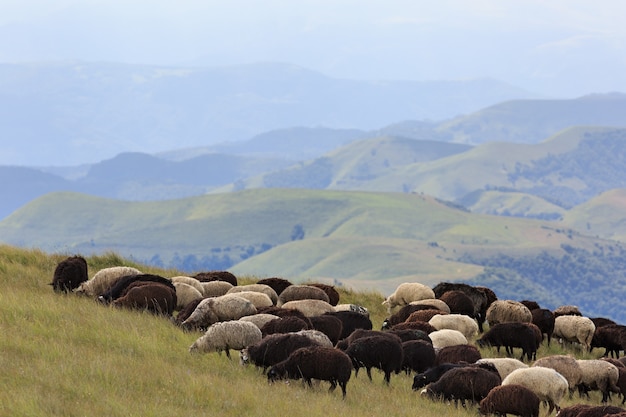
<box><xmin>562</xmin><ymin>189</ymin><xmax>626</xmax><ymax>242</ymax></box>
<box><xmin>0</xmin><ymin>245</ymin><xmax>615</xmax><ymax>417</ymax></box>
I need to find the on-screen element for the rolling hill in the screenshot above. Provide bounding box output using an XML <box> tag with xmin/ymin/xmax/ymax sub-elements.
<box><xmin>1</xmin><ymin>187</ymin><xmax>626</xmax><ymax>320</ymax></box>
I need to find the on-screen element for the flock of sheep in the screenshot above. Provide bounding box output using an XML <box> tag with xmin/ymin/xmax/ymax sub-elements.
<box><xmin>51</xmin><ymin>255</ymin><xmax>626</xmax><ymax>417</ymax></box>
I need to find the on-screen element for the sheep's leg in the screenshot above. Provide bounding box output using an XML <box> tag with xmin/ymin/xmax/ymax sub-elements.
<box><xmin>384</xmin><ymin>371</ymin><xmax>391</xmax><ymax>385</ymax></box>
<box><xmin>547</xmin><ymin>400</ymin><xmax>555</xmax><ymax>415</ymax></box>
<box><xmin>366</xmin><ymin>367</ymin><xmax>373</xmax><ymax>381</ymax></box>
<box><xmin>340</xmin><ymin>381</ymin><xmax>347</xmax><ymax>399</ymax></box>
<box><xmin>225</xmin><ymin>349</ymin><xmax>231</xmax><ymax>360</ymax></box>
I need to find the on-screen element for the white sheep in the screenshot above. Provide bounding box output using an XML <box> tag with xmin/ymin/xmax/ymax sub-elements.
<box><xmin>181</xmin><ymin>294</ymin><xmax>257</xmax><ymax>330</ymax></box>
<box><xmin>173</xmin><ymin>282</ymin><xmax>203</xmax><ymax>311</ymax></box>
<box><xmin>476</xmin><ymin>357</ymin><xmax>529</xmax><ymax>380</ymax></box>
<box><xmin>280</xmin><ymin>299</ymin><xmax>335</xmax><ymax>317</ymax></box>
<box><xmin>238</xmin><ymin>313</ymin><xmax>281</xmax><ymax>330</ymax></box>
<box><xmin>409</xmin><ymin>298</ymin><xmax>451</xmax><ymax>314</ymax></box>
<box><xmin>553</xmin><ymin>315</ymin><xmax>596</xmax><ymax>351</ymax></box>
<box><xmin>73</xmin><ymin>266</ymin><xmax>142</xmax><ymax>297</ymax></box>
<box><xmin>226</xmin><ymin>291</ymin><xmax>273</xmax><ymax>309</ymax></box>
<box><xmin>189</xmin><ymin>320</ymin><xmax>262</xmax><ymax>359</ymax></box>
<box><xmin>427</xmin><ymin>329</ymin><xmax>468</xmax><ymax>350</ymax></box>
<box><xmin>485</xmin><ymin>300</ymin><xmax>532</xmax><ymax>326</ymax></box>
<box><xmin>227</xmin><ymin>284</ymin><xmax>278</xmax><ymax>305</ymax></box>
<box><xmin>277</xmin><ymin>285</ymin><xmax>330</xmax><ymax>306</ymax></box>
<box><xmin>576</xmin><ymin>359</ymin><xmax>621</xmax><ymax>403</ymax></box>
<box><xmin>170</xmin><ymin>275</ymin><xmax>205</xmax><ymax>294</ymax></box>
<box><xmin>333</xmin><ymin>304</ymin><xmax>370</xmax><ymax>317</ymax></box>
<box><xmin>292</xmin><ymin>329</ymin><xmax>334</xmax><ymax>347</ymax></box>
<box><xmin>428</xmin><ymin>313</ymin><xmax>479</xmax><ymax>339</ymax></box>
<box><xmin>200</xmin><ymin>280</ymin><xmax>233</xmax><ymax>297</ymax></box>
<box><xmin>382</xmin><ymin>282</ymin><xmax>435</xmax><ymax>315</ymax></box>
<box><xmin>501</xmin><ymin>366</ymin><xmax>569</xmax><ymax>415</ymax></box>
<box><xmin>533</xmin><ymin>355</ymin><xmax>582</xmax><ymax>397</ymax></box>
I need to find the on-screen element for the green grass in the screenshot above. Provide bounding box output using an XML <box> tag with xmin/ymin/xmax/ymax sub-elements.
<box><xmin>0</xmin><ymin>245</ymin><xmax>618</xmax><ymax>417</ymax></box>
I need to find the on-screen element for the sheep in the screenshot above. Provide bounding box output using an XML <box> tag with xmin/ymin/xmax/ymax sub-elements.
<box><xmin>277</xmin><ymin>285</ymin><xmax>330</xmax><ymax>306</ymax></box>
<box><xmin>193</xmin><ymin>270</ymin><xmax>237</xmax><ymax>286</ymax></box>
<box><xmin>74</xmin><ymin>266</ymin><xmax>142</xmax><ymax>297</ymax></box>
<box><xmin>238</xmin><ymin>313</ymin><xmax>281</xmax><ymax>330</ymax></box>
<box><xmin>173</xmin><ymin>282</ymin><xmax>204</xmax><ymax>311</ymax></box>
<box><xmin>306</xmin><ymin>283</ymin><xmax>340</xmax><ymax>306</ymax></box>
<box><xmin>280</xmin><ymin>299</ymin><xmax>335</xmax><ymax>317</ymax></box>
<box><xmin>520</xmin><ymin>300</ymin><xmax>541</xmax><ymax>311</ymax></box>
<box><xmin>410</xmin><ymin>298</ymin><xmax>451</xmax><ymax>314</ymax></box>
<box><xmin>325</xmin><ymin>310</ymin><xmax>373</xmax><ymax>340</ymax></box>
<box><xmin>428</xmin><ymin>329</ymin><xmax>468</xmax><ymax>350</ymax></box>
<box><xmin>173</xmin><ymin>297</ymin><xmax>203</xmax><ymax>326</ymax></box>
<box><xmin>333</xmin><ymin>304</ymin><xmax>369</xmax><ymax>318</ymax></box>
<box><xmin>576</xmin><ymin>406</ymin><xmax>626</xmax><ymax>417</ymax></box>
<box><xmin>336</xmin><ymin>329</ymin><xmax>401</xmax><ymax>351</ymax></box>
<box><xmin>576</xmin><ymin>359</ymin><xmax>621</xmax><ymax>403</ymax></box>
<box><xmin>591</xmin><ymin>317</ymin><xmax>618</xmax><ymax>329</ymax></box>
<box><xmin>390</xmin><ymin>321</ymin><xmax>437</xmax><ymax>334</ymax></box>
<box><xmin>401</xmin><ymin>340</ymin><xmax>436</xmax><ymax>374</ymax></box>
<box><xmin>255</xmin><ymin>277</ymin><xmax>292</xmax><ymax>296</ymax></box>
<box><xmin>98</xmin><ymin>273</ymin><xmax>175</xmax><ymax>304</ymax></box>
<box><xmin>170</xmin><ymin>275</ymin><xmax>204</xmax><ymax>295</ymax></box>
<box><xmin>189</xmin><ymin>320</ymin><xmax>262</xmax><ymax>359</ymax></box>
<box><xmin>438</xmin><ymin>290</ymin><xmax>475</xmax><ymax>317</ymax></box>
<box><xmin>256</xmin><ymin>306</ymin><xmax>313</xmax><ymax>328</ymax></box>
<box><xmin>267</xmin><ymin>346</ymin><xmax>353</xmax><ymax>398</ymax></box>
<box><xmin>405</xmin><ymin>309</ymin><xmax>447</xmax><ymax>324</ymax></box>
<box><xmin>382</xmin><ymin>282</ymin><xmax>436</xmax><ymax>315</ymax></box>
<box><xmin>617</xmin><ymin>367</ymin><xmax>626</xmax><ymax>405</ymax></box>
<box><xmin>435</xmin><ymin>344</ymin><xmax>481</xmax><ymax>366</ymax></box>
<box><xmin>227</xmin><ymin>284</ymin><xmax>278</xmax><ymax>305</ymax></box>
<box><xmin>591</xmin><ymin>324</ymin><xmax>626</xmax><ymax>358</ymax></box>
<box><xmin>476</xmin><ymin>322</ymin><xmax>538</xmax><ymax>362</ymax></box>
<box><xmin>531</xmin><ymin>308</ymin><xmax>556</xmax><ymax>346</ymax></box>
<box><xmin>50</xmin><ymin>255</ymin><xmax>88</xmax><ymax>293</ymax></box>
<box><xmin>533</xmin><ymin>355</ymin><xmax>582</xmax><ymax>397</ymax></box>
<box><xmin>344</xmin><ymin>334</ymin><xmax>403</xmax><ymax>385</ymax></box>
<box><xmin>309</xmin><ymin>314</ymin><xmax>343</xmax><ymax>346</ymax></box>
<box><xmin>420</xmin><ymin>366</ymin><xmax>502</xmax><ymax>407</ymax></box>
<box><xmin>225</xmin><ymin>290</ymin><xmax>273</xmax><ymax>309</ymax></box>
<box><xmin>553</xmin><ymin>315</ymin><xmax>596</xmax><ymax>351</ymax></box>
<box><xmin>486</xmin><ymin>300</ymin><xmax>532</xmax><ymax>327</ymax></box>
<box><xmin>479</xmin><ymin>384</ymin><xmax>541</xmax><ymax>417</ymax></box>
<box><xmin>501</xmin><ymin>366</ymin><xmax>569</xmax><ymax>415</ymax></box>
<box><xmin>476</xmin><ymin>357</ymin><xmax>529</xmax><ymax>380</ymax></box>
<box><xmin>388</xmin><ymin>328</ymin><xmax>432</xmax><ymax>344</ymax></box>
<box><xmin>382</xmin><ymin>304</ymin><xmax>440</xmax><ymax>329</ymax></box>
<box><xmin>260</xmin><ymin>316</ymin><xmax>310</xmax><ymax>336</ymax></box>
<box><xmin>292</xmin><ymin>329</ymin><xmax>334</xmax><ymax>348</ymax></box>
<box><xmin>112</xmin><ymin>282</ymin><xmax>176</xmax><ymax>316</ymax></box>
<box><xmin>181</xmin><ymin>294</ymin><xmax>257</xmax><ymax>331</ymax></box>
<box><xmin>553</xmin><ymin>305</ymin><xmax>582</xmax><ymax>317</ymax></box>
<box><xmin>240</xmin><ymin>332</ymin><xmax>322</xmax><ymax>371</ymax></box>
<box><xmin>199</xmin><ymin>280</ymin><xmax>233</xmax><ymax>297</ymax></box>
<box><xmin>433</xmin><ymin>282</ymin><xmax>491</xmax><ymax>332</ymax></box>
<box><xmin>428</xmin><ymin>313</ymin><xmax>479</xmax><ymax>339</ymax></box>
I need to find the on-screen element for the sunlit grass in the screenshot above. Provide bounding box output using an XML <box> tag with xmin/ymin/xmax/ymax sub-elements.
<box><xmin>0</xmin><ymin>245</ymin><xmax>619</xmax><ymax>416</ymax></box>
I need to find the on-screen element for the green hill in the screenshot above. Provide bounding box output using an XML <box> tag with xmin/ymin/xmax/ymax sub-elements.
<box><xmin>562</xmin><ymin>188</ymin><xmax>626</xmax><ymax>242</ymax></box>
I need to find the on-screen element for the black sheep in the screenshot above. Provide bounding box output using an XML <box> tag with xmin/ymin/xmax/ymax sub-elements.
<box><xmin>257</xmin><ymin>306</ymin><xmax>313</xmax><ymax>328</ymax></box>
<box><xmin>98</xmin><ymin>273</ymin><xmax>175</xmax><ymax>303</ymax></box>
<box><xmin>576</xmin><ymin>406</ymin><xmax>626</xmax><ymax>417</ymax></box>
<box><xmin>476</xmin><ymin>322</ymin><xmax>538</xmax><ymax>362</ymax></box>
<box><xmin>401</xmin><ymin>340</ymin><xmax>436</xmax><ymax>374</ymax></box>
<box><xmin>382</xmin><ymin>304</ymin><xmax>440</xmax><ymax>329</ymax></box>
<box><xmin>435</xmin><ymin>344</ymin><xmax>481</xmax><ymax>366</ymax></box>
<box><xmin>387</xmin><ymin>328</ymin><xmax>432</xmax><ymax>344</ymax></box>
<box><xmin>591</xmin><ymin>324</ymin><xmax>626</xmax><ymax>358</ymax></box>
<box><xmin>421</xmin><ymin>365</ymin><xmax>501</xmax><ymax>407</ymax></box>
<box><xmin>50</xmin><ymin>255</ymin><xmax>88</xmax><ymax>293</ymax></box>
<box><xmin>307</xmin><ymin>283</ymin><xmax>340</xmax><ymax>306</ymax></box>
<box><xmin>412</xmin><ymin>363</ymin><xmax>468</xmax><ymax>390</ymax></box>
<box><xmin>433</xmin><ymin>282</ymin><xmax>490</xmax><ymax>332</ymax></box>
<box><xmin>309</xmin><ymin>314</ymin><xmax>343</xmax><ymax>346</ymax></box>
<box><xmin>345</xmin><ymin>334</ymin><xmax>403</xmax><ymax>385</ymax></box>
<box><xmin>267</xmin><ymin>346</ymin><xmax>353</xmax><ymax>399</ymax></box>
<box><xmin>336</xmin><ymin>329</ymin><xmax>401</xmax><ymax>350</ymax></box>
<box><xmin>390</xmin><ymin>321</ymin><xmax>437</xmax><ymax>334</ymax></box>
<box><xmin>193</xmin><ymin>270</ymin><xmax>238</xmax><ymax>286</ymax></box>
<box><xmin>531</xmin><ymin>308</ymin><xmax>555</xmax><ymax>346</ymax></box>
<box><xmin>260</xmin><ymin>316</ymin><xmax>310</xmax><ymax>336</ymax></box>
<box><xmin>325</xmin><ymin>310</ymin><xmax>373</xmax><ymax>340</ymax></box>
<box><xmin>241</xmin><ymin>332</ymin><xmax>320</xmax><ymax>372</ymax></box>
<box><xmin>438</xmin><ymin>290</ymin><xmax>474</xmax><ymax>317</ymax></box>
<box><xmin>256</xmin><ymin>277</ymin><xmax>293</xmax><ymax>296</ymax></box>
<box><xmin>479</xmin><ymin>384</ymin><xmax>541</xmax><ymax>417</ymax></box>
<box><xmin>520</xmin><ymin>300</ymin><xmax>541</xmax><ymax>311</ymax></box>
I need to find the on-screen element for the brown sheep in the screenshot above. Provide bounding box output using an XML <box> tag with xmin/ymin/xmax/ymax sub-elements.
<box><xmin>112</xmin><ymin>282</ymin><xmax>176</xmax><ymax>316</ymax></box>
<box><xmin>435</xmin><ymin>344</ymin><xmax>481</xmax><ymax>366</ymax></box>
<box><xmin>256</xmin><ymin>277</ymin><xmax>292</xmax><ymax>296</ymax></box>
<box><xmin>479</xmin><ymin>384</ymin><xmax>540</xmax><ymax>417</ymax></box>
<box><xmin>193</xmin><ymin>270</ymin><xmax>238</xmax><ymax>286</ymax></box>
<box><xmin>307</xmin><ymin>283</ymin><xmax>340</xmax><ymax>306</ymax></box>
<box><xmin>50</xmin><ymin>255</ymin><xmax>88</xmax><ymax>293</ymax></box>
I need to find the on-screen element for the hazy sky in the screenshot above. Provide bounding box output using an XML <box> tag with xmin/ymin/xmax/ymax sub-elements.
<box><xmin>0</xmin><ymin>0</ymin><xmax>625</xmax><ymax>97</ymax></box>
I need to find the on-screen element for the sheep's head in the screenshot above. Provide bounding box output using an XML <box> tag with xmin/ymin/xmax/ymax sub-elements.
<box><xmin>239</xmin><ymin>348</ymin><xmax>249</xmax><ymax>366</ymax></box>
<box><xmin>267</xmin><ymin>365</ymin><xmax>285</xmax><ymax>383</ymax></box>
<box><xmin>412</xmin><ymin>373</ymin><xmax>429</xmax><ymax>390</ymax></box>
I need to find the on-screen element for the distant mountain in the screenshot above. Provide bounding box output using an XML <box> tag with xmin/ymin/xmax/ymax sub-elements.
<box><xmin>0</xmin><ymin>61</ymin><xmax>536</xmax><ymax>166</ymax></box>
<box><xmin>439</xmin><ymin>93</ymin><xmax>626</xmax><ymax>145</ymax></box>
